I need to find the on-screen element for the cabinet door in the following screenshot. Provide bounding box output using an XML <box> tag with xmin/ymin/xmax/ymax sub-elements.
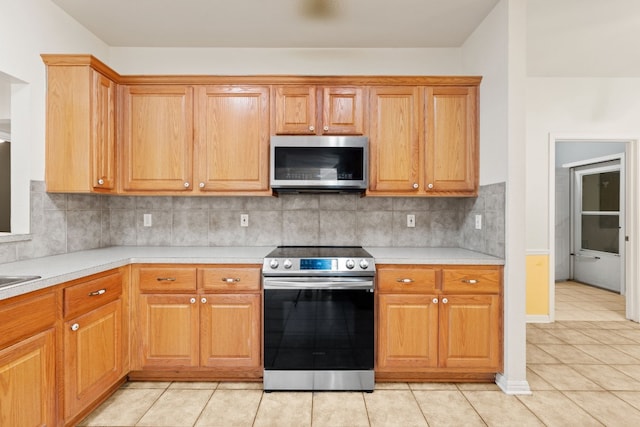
<box><xmin>273</xmin><ymin>85</ymin><xmax>316</xmax><ymax>134</ymax></box>
<box><xmin>195</xmin><ymin>86</ymin><xmax>270</xmax><ymax>192</ymax></box>
<box><xmin>138</xmin><ymin>294</ymin><xmax>199</xmax><ymax>368</ymax></box>
<box><xmin>368</xmin><ymin>86</ymin><xmax>421</xmax><ymax>193</ymax></box>
<box><xmin>92</xmin><ymin>70</ymin><xmax>116</xmax><ymax>191</ymax></box>
<box><xmin>322</xmin><ymin>86</ymin><xmax>364</xmax><ymax>135</ymax></box>
<box><xmin>425</xmin><ymin>87</ymin><xmax>478</xmax><ymax>194</ymax></box>
<box><xmin>377</xmin><ymin>294</ymin><xmax>438</xmax><ymax>370</ymax></box>
<box><xmin>64</xmin><ymin>299</ymin><xmax>123</xmax><ymax>421</ymax></box>
<box><xmin>122</xmin><ymin>85</ymin><xmax>194</xmax><ymax>191</ymax></box>
<box><xmin>439</xmin><ymin>295</ymin><xmax>501</xmax><ymax>370</ymax></box>
<box><xmin>200</xmin><ymin>294</ymin><xmax>261</xmax><ymax>368</ymax></box>
<box><xmin>0</xmin><ymin>329</ymin><xmax>56</xmax><ymax>427</ymax></box>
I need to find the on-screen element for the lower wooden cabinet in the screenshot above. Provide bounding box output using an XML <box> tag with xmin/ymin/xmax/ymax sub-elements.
<box><xmin>0</xmin><ymin>328</ymin><xmax>56</xmax><ymax>427</ymax></box>
<box><xmin>131</xmin><ymin>264</ymin><xmax>262</xmax><ymax>379</ymax></box>
<box><xmin>376</xmin><ymin>264</ymin><xmax>503</xmax><ymax>380</ymax></box>
<box><xmin>64</xmin><ymin>299</ymin><xmax>123</xmax><ymax>420</ymax></box>
<box><xmin>62</xmin><ymin>268</ymin><xmax>127</xmax><ymax>424</ymax></box>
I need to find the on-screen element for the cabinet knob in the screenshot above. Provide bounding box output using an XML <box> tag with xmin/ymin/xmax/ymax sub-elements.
<box><xmin>323</xmin><ymin>125</ymin><xmax>329</xmax><ymax>131</ymax></box>
<box><xmin>190</xmin><ymin>298</ymin><xmax>196</xmax><ymax>304</ymax></box>
<box><xmin>427</xmin><ymin>183</ymin><xmax>434</xmax><ymax>189</ymax></box>
<box><xmin>70</xmin><ymin>323</ymin><xmax>79</xmax><ymax>331</ymax></box>
<box><xmin>309</xmin><ymin>125</ymin><xmax>315</xmax><ymax>132</ymax></box>
<box><xmin>199</xmin><ymin>182</ymin><xmax>205</xmax><ymax>188</ymax></box>
<box><xmin>432</xmin><ymin>298</ymin><xmax>438</xmax><ymax>304</ymax></box>
<box><xmin>412</xmin><ymin>183</ymin><xmax>419</xmax><ymax>189</ymax></box>
<box><xmin>98</xmin><ymin>179</ymin><xmax>105</xmax><ymax>185</ymax></box>
<box><xmin>184</xmin><ymin>182</ymin><xmax>190</xmax><ymax>188</ymax></box>
<box><xmin>442</xmin><ymin>298</ymin><xmax>448</xmax><ymax>304</ymax></box>
<box><xmin>201</xmin><ymin>297</ymin><xmax>207</xmax><ymax>304</ymax></box>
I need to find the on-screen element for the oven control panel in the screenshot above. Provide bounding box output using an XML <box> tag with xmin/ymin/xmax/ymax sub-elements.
<box><xmin>264</xmin><ymin>257</ymin><xmax>374</xmax><ymax>275</ymax></box>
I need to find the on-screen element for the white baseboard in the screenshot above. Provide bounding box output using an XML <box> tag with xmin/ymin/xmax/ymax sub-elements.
<box><xmin>496</xmin><ymin>373</ymin><xmax>532</xmax><ymax>395</ymax></box>
<box><xmin>526</xmin><ymin>314</ymin><xmax>552</xmax><ymax>323</ymax></box>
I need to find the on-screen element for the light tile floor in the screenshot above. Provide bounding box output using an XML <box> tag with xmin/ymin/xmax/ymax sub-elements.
<box><xmin>80</xmin><ymin>281</ymin><xmax>640</xmax><ymax>426</ymax></box>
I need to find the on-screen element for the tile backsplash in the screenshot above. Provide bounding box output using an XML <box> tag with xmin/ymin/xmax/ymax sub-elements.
<box><xmin>0</xmin><ymin>181</ymin><xmax>505</xmax><ymax>264</ymax></box>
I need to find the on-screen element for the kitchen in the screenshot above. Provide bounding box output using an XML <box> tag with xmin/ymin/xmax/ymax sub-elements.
<box><xmin>1</xmin><ymin>0</ymin><xmax>640</xmax><ymax>426</ymax></box>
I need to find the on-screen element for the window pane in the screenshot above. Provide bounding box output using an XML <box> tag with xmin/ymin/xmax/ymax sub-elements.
<box><xmin>582</xmin><ymin>171</ymin><xmax>620</xmax><ymax>212</ymax></box>
<box><xmin>581</xmin><ymin>215</ymin><xmax>619</xmax><ymax>254</ymax></box>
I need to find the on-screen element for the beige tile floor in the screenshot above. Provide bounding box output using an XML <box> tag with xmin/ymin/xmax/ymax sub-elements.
<box><xmin>80</xmin><ymin>281</ymin><xmax>640</xmax><ymax>427</ymax></box>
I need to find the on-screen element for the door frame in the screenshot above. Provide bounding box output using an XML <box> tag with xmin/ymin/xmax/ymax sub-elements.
<box><xmin>549</xmin><ymin>134</ymin><xmax>639</xmax><ymax>322</ymax></box>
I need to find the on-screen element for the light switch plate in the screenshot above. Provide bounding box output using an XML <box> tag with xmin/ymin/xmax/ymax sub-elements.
<box><xmin>407</xmin><ymin>214</ymin><xmax>416</xmax><ymax>228</ymax></box>
<box><xmin>240</xmin><ymin>214</ymin><xmax>249</xmax><ymax>227</ymax></box>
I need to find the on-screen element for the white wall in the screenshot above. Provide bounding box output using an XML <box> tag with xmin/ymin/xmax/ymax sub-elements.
<box><xmin>0</xmin><ymin>0</ymin><xmax>110</xmax><ymax>234</ymax></box>
<box><xmin>109</xmin><ymin>47</ymin><xmax>463</xmax><ymax>75</ymax></box>
<box><xmin>461</xmin><ymin>2</ymin><xmax>508</xmax><ymax>185</ymax></box>
<box><xmin>526</xmin><ymin>78</ymin><xmax>640</xmax><ymax>251</ymax></box>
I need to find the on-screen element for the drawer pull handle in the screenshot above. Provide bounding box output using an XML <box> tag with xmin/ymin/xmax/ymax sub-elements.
<box><xmin>157</xmin><ymin>277</ymin><xmax>177</xmax><ymax>282</ymax></box>
<box><xmin>222</xmin><ymin>277</ymin><xmax>241</xmax><ymax>283</ymax></box>
<box><xmin>88</xmin><ymin>289</ymin><xmax>106</xmax><ymax>296</ymax></box>
<box><xmin>396</xmin><ymin>278</ymin><xmax>414</xmax><ymax>284</ymax></box>
<box><xmin>462</xmin><ymin>279</ymin><xmax>479</xmax><ymax>284</ymax></box>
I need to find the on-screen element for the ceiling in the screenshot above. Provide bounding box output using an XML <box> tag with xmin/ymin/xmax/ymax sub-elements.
<box><xmin>50</xmin><ymin>0</ymin><xmax>499</xmax><ymax>48</ymax></box>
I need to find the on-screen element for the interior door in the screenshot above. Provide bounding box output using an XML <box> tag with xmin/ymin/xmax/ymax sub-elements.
<box><xmin>571</xmin><ymin>160</ymin><xmax>624</xmax><ymax>293</ymax></box>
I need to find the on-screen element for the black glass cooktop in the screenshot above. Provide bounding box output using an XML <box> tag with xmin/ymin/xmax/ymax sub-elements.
<box><xmin>266</xmin><ymin>246</ymin><xmax>372</xmax><ymax>259</ymax></box>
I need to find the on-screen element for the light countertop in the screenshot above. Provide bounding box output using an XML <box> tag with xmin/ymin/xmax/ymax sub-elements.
<box><xmin>0</xmin><ymin>246</ymin><xmax>503</xmax><ymax>301</ymax></box>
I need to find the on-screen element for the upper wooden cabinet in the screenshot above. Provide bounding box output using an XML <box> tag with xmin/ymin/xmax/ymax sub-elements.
<box><xmin>368</xmin><ymin>86</ymin><xmax>421</xmax><ymax>193</ymax></box>
<box><xmin>42</xmin><ymin>55</ymin><xmax>481</xmax><ymax>197</ymax></box>
<box><xmin>120</xmin><ymin>84</ymin><xmax>270</xmax><ymax>195</ymax></box>
<box><xmin>121</xmin><ymin>85</ymin><xmax>194</xmax><ymax>192</ymax></box>
<box><xmin>43</xmin><ymin>55</ymin><xmax>117</xmax><ymax>193</ymax></box>
<box><xmin>368</xmin><ymin>84</ymin><xmax>479</xmax><ymax>196</ymax></box>
<box><xmin>195</xmin><ymin>86</ymin><xmax>270</xmax><ymax>193</ymax></box>
<box><xmin>425</xmin><ymin>86</ymin><xmax>478</xmax><ymax>194</ymax></box>
<box><xmin>273</xmin><ymin>85</ymin><xmax>365</xmax><ymax>135</ymax></box>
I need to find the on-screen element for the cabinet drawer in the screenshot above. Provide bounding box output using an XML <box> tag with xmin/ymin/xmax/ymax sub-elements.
<box><xmin>137</xmin><ymin>267</ymin><xmax>197</xmax><ymax>292</ymax></box>
<box><xmin>200</xmin><ymin>266</ymin><xmax>261</xmax><ymax>292</ymax></box>
<box><xmin>0</xmin><ymin>292</ymin><xmax>57</xmax><ymax>349</ymax></box>
<box><xmin>64</xmin><ymin>271</ymin><xmax>122</xmax><ymax>319</ymax></box>
<box><xmin>377</xmin><ymin>266</ymin><xmax>437</xmax><ymax>293</ymax></box>
<box><xmin>442</xmin><ymin>267</ymin><xmax>501</xmax><ymax>293</ymax></box>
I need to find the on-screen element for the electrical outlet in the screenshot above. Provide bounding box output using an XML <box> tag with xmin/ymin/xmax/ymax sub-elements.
<box><xmin>143</xmin><ymin>213</ymin><xmax>152</xmax><ymax>227</ymax></box>
<box><xmin>240</xmin><ymin>214</ymin><xmax>249</xmax><ymax>227</ymax></box>
<box><xmin>475</xmin><ymin>214</ymin><xmax>482</xmax><ymax>230</ymax></box>
<box><xmin>407</xmin><ymin>214</ymin><xmax>416</xmax><ymax>228</ymax></box>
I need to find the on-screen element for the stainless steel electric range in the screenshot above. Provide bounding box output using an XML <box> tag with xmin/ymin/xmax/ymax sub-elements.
<box><xmin>262</xmin><ymin>246</ymin><xmax>375</xmax><ymax>392</ymax></box>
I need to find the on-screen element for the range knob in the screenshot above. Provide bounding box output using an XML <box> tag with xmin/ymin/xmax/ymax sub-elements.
<box><xmin>359</xmin><ymin>259</ymin><xmax>370</xmax><ymax>270</ymax></box>
<box><xmin>345</xmin><ymin>259</ymin><xmax>355</xmax><ymax>269</ymax></box>
<box><xmin>283</xmin><ymin>259</ymin><xmax>293</xmax><ymax>269</ymax></box>
<box><xmin>269</xmin><ymin>259</ymin><xmax>279</xmax><ymax>269</ymax></box>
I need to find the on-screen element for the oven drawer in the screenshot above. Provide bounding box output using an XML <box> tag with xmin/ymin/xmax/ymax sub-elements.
<box><xmin>137</xmin><ymin>266</ymin><xmax>197</xmax><ymax>292</ymax></box>
<box><xmin>377</xmin><ymin>266</ymin><xmax>437</xmax><ymax>293</ymax></box>
<box><xmin>442</xmin><ymin>266</ymin><xmax>501</xmax><ymax>293</ymax></box>
<box><xmin>200</xmin><ymin>267</ymin><xmax>261</xmax><ymax>292</ymax></box>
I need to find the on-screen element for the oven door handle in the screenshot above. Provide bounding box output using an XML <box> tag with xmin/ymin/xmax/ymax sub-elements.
<box><xmin>263</xmin><ymin>278</ymin><xmax>374</xmax><ymax>290</ymax></box>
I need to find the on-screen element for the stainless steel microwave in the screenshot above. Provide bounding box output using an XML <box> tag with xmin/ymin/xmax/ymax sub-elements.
<box><xmin>270</xmin><ymin>135</ymin><xmax>368</xmax><ymax>193</ymax></box>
